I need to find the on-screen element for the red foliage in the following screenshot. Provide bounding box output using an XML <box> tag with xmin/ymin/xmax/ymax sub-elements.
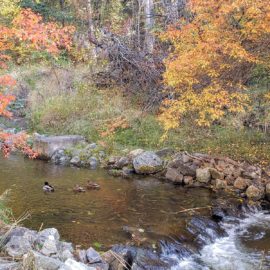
<box><xmin>0</xmin><ymin>8</ymin><xmax>75</xmax><ymax>157</ymax></box>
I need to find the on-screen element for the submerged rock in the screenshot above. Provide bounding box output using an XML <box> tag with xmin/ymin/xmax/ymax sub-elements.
<box><xmin>133</xmin><ymin>151</ymin><xmax>163</xmax><ymax>174</ymax></box>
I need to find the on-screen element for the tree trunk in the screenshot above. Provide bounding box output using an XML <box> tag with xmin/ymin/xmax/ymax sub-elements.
<box><xmin>86</xmin><ymin>0</ymin><xmax>97</xmax><ymax>57</ymax></box>
<box><xmin>144</xmin><ymin>0</ymin><xmax>155</xmax><ymax>53</ymax></box>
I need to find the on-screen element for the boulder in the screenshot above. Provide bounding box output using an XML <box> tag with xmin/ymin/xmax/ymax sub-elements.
<box><xmin>88</xmin><ymin>157</ymin><xmax>99</xmax><ymax>170</ymax></box>
<box><xmin>167</xmin><ymin>159</ymin><xmax>196</xmax><ymax>176</ymax></box>
<box><xmin>36</xmin><ymin>228</ymin><xmax>60</xmax><ymax>246</ymax></box>
<box><xmin>128</xmin><ymin>149</ymin><xmax>144</xmax><ymax>159</ymax></box>
<box><xmin>102</xmin><ymin>251</ymin><xmax>126</xmax><ymax>270</ymax></box>
<box><xmin>86</xmin><ymin>247</ymin><xmax>102</xmax><ymax>264</ymax></box>
<box><xmin>246</xmin><ymin>185</ymin><xmax>264</xmax><ymax>201</ymax></box>
<box><xmin>0</xmin><ymin>259</ymin><xmax>20</xmax><ymax>270</ymax></box>
<box><xmin>23</xmin><ymin>251</ymin><xmax>63</xmax><ymax>270</ymax></box>
<box><xmin>133</xmin><ymin>151</ymin><xmax>163</xmax><ymax>174</ymax></box>
<box><xmin>183</xmin><ymin>176</ymin><xmax>194</xmax><ymax>185</ymax></box>
<box><xmin>234</xmin><ymin>177</ymin><xmax>249</xmax><ymax>190</ymax></box>
<box><xmin>209</xmin><ymin>168</ymin><xmax>224</xmax><ymax>180</ymax></box>
<box><xmin>196</xmin><ymin>168</ymin><xmax>211</xmax><ymax>183</ymax></box>
<box><xmin>5</xmin><ymin>227</ymin><xmax>37</xmax><ymax>245</ymax></box>
<box><xmin>115</xmin><ymin>157</ymin><xmax>130</xmax><ymax>169</ymax></box>
<box><xmin>40</xmin><ymin>238</ymin><xmax>59</xmax><ymax>256</ymax></box>
<box><xmin>33</xmin><ymin>134</ymin><xmax>85</xmax><ymax>159</ymax></box>
<box><xmin>215</xmin><ymin>179</ymin><xmax>227</xmax><ymax>189</ymax></box>
<box><xmin>5</xmin><ymin>235</ymin><xmax>32</xmax><ymax>257</ymax></box>
<box><xmin>86</xmin><ymin>143</ymin><xmax>97</xmax><ymax>150</ymax></box>
<box><xmin>59</xmin><ymin>258</ymin><xmax>96</xmax><ymax>270</ymax></box>
<box><xmin>70</xmin><ymin>156</ymin><xmax>81</xmax><ymax>167</ymax></box>
<box><xmin>51</xmin><ymin>149</ymin><xmax>71</xmax><ymax>165</ymax></box>
<box><xmin>165</xmin><ymin>168</ymin><xmax>183</xmax><ymax>184</ymax></box>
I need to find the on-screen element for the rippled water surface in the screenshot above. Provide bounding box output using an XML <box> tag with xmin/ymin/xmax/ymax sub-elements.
<box><xmin>0</xmin><ymin>155</ymin><xmax>214</xmax><ymax>248</ymax></box>
<box><xmin>1</xmin><ymin>155</ymin><xmax>270</xmax><ymax>270</ymax></box>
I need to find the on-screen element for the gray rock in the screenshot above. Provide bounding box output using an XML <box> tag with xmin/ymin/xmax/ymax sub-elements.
<box><xmin>246</xmin><ymin>185</ymin><xmax>264</xmax><ymax>201</ymax></box>
<box><xmin>33</xmin><ymin>134</ymin><xmax>85</xmax><ymax>159</ymax></box>
<box><xmin>133</xmin><ymin>151</ymin><xmax>163</xmax><ymax>174</ymax></box>
<box><xmin>86</xmin><ymin>247</ymin><xmax>102</xmax><ymax>264</ymax></box>
<box><xmin>40</xmin><ymin>238</ymin><xmax>59</xmax><ymax>256</ymax></box>
<box><xmin>165</xmin><ymin>168</ymin><xmax>183</xmax><ymax>184</ymax></box>
<box><xmin>88</xmin><ymin>157</ymin><xmax>99</xmax><ymax>169</ymax></box>
<box><xmin>86</xmin><ymin>143</ymin><xmax>97</xmax><ymax>150</ymax></box>
<box><xmin>102</xmin><ymin>251</ymin><xmax>126</xmax><ymax>270</ymax></box>
<box><xmin>60</xmin><ymin>249</ymin><xmax>74</xmax><ymax>262</ymax></box>
<box><xmin>51</xmin><ymin>149</ymin><xmax>71</xmax><ymax>165</ymax></box>
<box><xmin>108</xmin><ymin>156</ymin><xmax>121</xmax><ymax>165</ymax></box>
<box><xmin>6</xmin><ymin>227</ymin><xmax>37</xmax><ymax>245</ymax></box>
<box><xmin>23</xmin><ymin>251</ymin><xmax>63</xmax><ymax>270</ymax></box>
<box><xmin>70</xmin><ymin>156</ymin><xmax>81</xmax><ymax>167</ymax></box>
<box><xmin>77</xmin><ymin>250</ymin><xmax>87</xmax><ymax>263</ymax></box>
<box><xmin>196</xmin><ymin>168</ymin><xmax>211</xmax><ymax>183</ymax></box>
<box><xmin>59</xmin><ymin>258</ymin><xmax>96</xmax><ymax>270</ymax></box>
<box><xmin>128</xmin><ymin>149</ymin><xmax>144</xmax><ymax>159</ymax></box>
<box><xmin>115</xmin><ymin>157</ymin><xmax>130</xmax><ymax>169</ymax></box>
<box><xmin>90</xmin><ymin>262</ymin><xmax>109</xmax><ymax>270</ymax></box>
<box><xmin>167</xmin><ymin>159</ymin><xmax>196</xmax><ymax>176</ymax></box>
<box><xmin>0</xmin><ymin>259</ymin><xmax>21</xmax><ymax>270</ymax></box>
<box><xmin>5</xmin><ymin>236</ymin><xmax>32</xmax><ymax>257</ymax></box>
<box><xmin>36</xmin><ymin>228</ymin><xmax>60</xmax><ymax>246</ymax></box>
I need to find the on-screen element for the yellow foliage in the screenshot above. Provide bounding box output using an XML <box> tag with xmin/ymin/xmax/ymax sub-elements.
<box><xmin>0</xmin><ymin>0</ymin><xmax>20</xmax><ymax>19</ymax></box>
<box><xmin>160</xmin><ymin>0</ymin><xmax>270</xmax><ymax>130</ymax></box>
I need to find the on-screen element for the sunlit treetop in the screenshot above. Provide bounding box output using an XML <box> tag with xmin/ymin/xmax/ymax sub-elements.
<box><xmin>159</xmin><ymin>0</ymin><xmax>270</xmax><ymax>130</ymax></box>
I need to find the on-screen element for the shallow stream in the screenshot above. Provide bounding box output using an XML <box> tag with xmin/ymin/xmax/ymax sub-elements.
<box><xmin>0</xmin><ymin>155</ymin><xmax>269</xmax><ymax>269</ymax></box>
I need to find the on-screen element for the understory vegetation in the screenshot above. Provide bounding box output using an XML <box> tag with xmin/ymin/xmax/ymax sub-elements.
<box><xmin>0</xmin><ymin>0</ymin><xmax>269</xmax><ymax>164</ymax></box>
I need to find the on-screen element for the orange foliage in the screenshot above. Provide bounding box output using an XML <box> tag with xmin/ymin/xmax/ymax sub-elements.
<box><xmin>160</xmin><ymin>0</ymin><xmax>270</xmax><ymax>130</ymax></box>
<box><xmin>100</xmin><ymin>116</ymin><xmax>129</xmax><ymax>137</ymax></box>
<box><xmin>0</xmin><ymin>8</ymin><xmax>75</xmax><ymax>157</ymax></box>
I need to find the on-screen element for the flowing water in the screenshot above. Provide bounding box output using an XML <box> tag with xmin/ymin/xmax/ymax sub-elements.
<box><xmin>0</xmin><ymin>154</ymin><xmax>270</xmax><ymax>269</ymax></box>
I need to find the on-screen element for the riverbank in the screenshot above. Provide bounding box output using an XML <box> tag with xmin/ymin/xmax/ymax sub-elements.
<box><xmin>0</xmin><ymin>196</ymin><xmax>269</xmax><ymax>270</ymax></box>
<box><xmin>31</xmin><ymin>133</ymin><xmax>270</xmax><ymax>204</ymax></box>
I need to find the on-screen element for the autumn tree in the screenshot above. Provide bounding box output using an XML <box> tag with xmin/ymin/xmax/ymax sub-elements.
<box><xmin>0</xmin><ymin>8</ymin><xmax>75</xmax><ymax>156</ymax></box>
<box><xmin>159</xmin><ymin>0</ymin><xmax>270</xmax><ymax>131</ymax></box>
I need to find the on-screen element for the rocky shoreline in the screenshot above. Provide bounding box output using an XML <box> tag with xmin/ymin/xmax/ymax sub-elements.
<box><xmin>0</xmin><ymin>223</ymin><xmax>167</xmax><ymax>270</ymax></box>
<box><xmin>33</xmin><ymin>134</ymin><xmax>270</xmax><ymax>203</ymax></box>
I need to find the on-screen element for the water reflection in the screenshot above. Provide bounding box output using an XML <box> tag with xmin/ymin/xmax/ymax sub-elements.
<box><xmin>0</xmin><ymin>155</ymin><xmax>213</xmax><ymax>248</ymax></box>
